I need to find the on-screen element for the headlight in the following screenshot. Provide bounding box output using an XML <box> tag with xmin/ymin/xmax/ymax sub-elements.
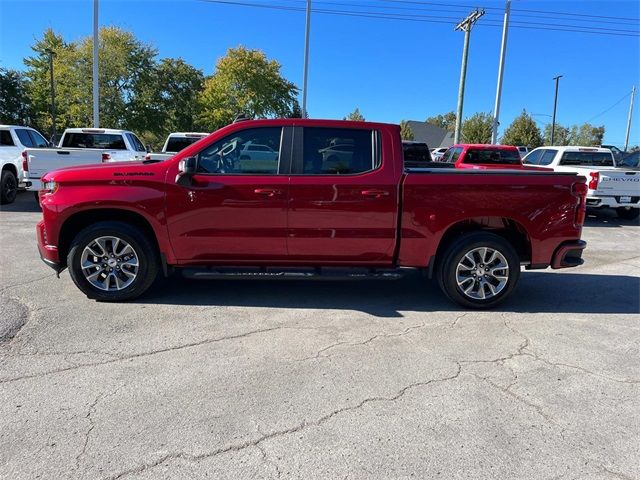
<box><xmin>42</xmin><ymin>180</ymin><xmax>58</xmax><ymax>194</ymax></box>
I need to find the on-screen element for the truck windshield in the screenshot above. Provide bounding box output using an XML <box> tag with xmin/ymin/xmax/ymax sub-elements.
<box><xmin>62</xmin><ymin>133</ymin><xmax>126</xmax><ymax>150</ymax></box>
<box><xmin>166</xmin><ymin>137</ymin><xmax>203</xmax><ymax>152</ymax></box>
<box><xmin>465</xmin><ymin>149</ymin><xmax>521</xmax><ymax>165</ymax></box>
<box><xmin>559</xmin><ymin>151</ymin><xmax>614</xmax><ymax>167</ymax></box>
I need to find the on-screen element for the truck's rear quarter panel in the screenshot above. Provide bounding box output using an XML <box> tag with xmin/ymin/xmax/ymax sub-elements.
<box><xmin>399</xmin><ymin>170</ymin><xmax>585</xmax><ymax>268</ymax></box>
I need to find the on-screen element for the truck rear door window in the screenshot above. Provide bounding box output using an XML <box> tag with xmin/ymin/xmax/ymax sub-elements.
<box><xmin>197</xmin><ymin>127</ymin><xmax>282</xmax><ymax>174</ymax></box>
<box><xmin>301</xmin><ymin>127</ymin><xmax>376</xmax><ymax>174</ymax></box>
<box><xmin>465</xmin><ymin>149</ymin><xmax>521</xmax><ymax>165</ymax></box>
<box><xmin>560</xmin><ymin>151</ymin><xmax>614</xmax><ymax>167</ymax></box>
<box><xmin>538</xmin><ymin>149</ymin><xmax>558</xmax><ymax>166</ymax></box>
<box><xmin>27</xmin><ymin>130</ymin><xmax>49</xmax><ymax>148</ymax></box>
<box><xmin>62</xmin><ymin>133</ymin><xmax>127</xmax><ymax>150</ymax></box>
<box><xmin>0</xmin><ymin>130</ymin><xmax>14</xmax><ymax>146</ymax></box>
<box><xmin>15</xmin><ymin>129</ymin><xmax>34</xmax><ymax>147</ymax></box>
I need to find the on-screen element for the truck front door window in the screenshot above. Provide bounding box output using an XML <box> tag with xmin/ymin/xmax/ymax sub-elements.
<box><xmin>197</xmin><ymin>128</ymin><xmax>282</xmax><ymax>175</ymax></box>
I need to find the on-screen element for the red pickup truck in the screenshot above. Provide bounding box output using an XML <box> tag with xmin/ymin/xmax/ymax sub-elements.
<box><xmin>440</xmin><ymin>144</ymin><xmax>541</xmax><ymax>170</ymax></box>
<box><xmin>37</xmin><ymin>119</ymin><xmax>588</xmax><ymax>308</ymax></box>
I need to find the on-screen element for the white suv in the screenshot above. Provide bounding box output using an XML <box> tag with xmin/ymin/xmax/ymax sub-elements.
<box><xmin>0</xmin><ymin>125</ymin><xmax>50</xmax><ymax>204</ymax></box>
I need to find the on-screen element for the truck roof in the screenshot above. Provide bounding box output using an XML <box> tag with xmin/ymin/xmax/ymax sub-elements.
<box><xmin>451</xmin><ymin>144</ymin><xmax>519</xmax><ymax>151</ymax></box>
<box><xmin>167</xmin><ymin>132</ymin><xmax>209</xmax><ymax>138</ymax></box>
<box><xmin>534</xmin><ymin>146</ymin><xmax>612</xmax><ymax>153</ymax></box>
<box><xmin>222</xmin><ymin>118</ymin><xmax>399</xmax><ymax>130</ymax></box>
<box><xmin>62</xmin><ymin>128</ymin><xmax>132</xmax><ymax>135</ymax></box>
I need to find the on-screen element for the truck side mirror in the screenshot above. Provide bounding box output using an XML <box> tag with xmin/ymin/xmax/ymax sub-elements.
<box><xmin>176</xmin><ymin>156</ymin><xmax>198</xmax><ymax>186</ymax></box>
<box><xmin>145</xmin><ymin>145</ymin><xmax>151</xmax><ymax>153</ymax></box>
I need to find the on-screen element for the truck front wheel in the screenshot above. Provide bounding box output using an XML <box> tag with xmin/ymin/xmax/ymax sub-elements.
<box><xmin>0</xmin><ymin>169</ymin><xmax>18</xmax><ymax>205</ymax></box>
<box><xmin>67</xmin><ymin>221</ymin><xmax>159</xmax><ymax>301</ymax></box>
<box><xmin>437</xmin><ymin>232</ymin><xmax>520</xmax><ymax>309</ymax></box>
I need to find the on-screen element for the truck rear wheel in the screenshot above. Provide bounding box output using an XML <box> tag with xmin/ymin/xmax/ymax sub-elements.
<box><xmin>0</xmin><ymin>170</ymin><xmax>18</xmax><ymax>205</ymax></box>
<box><xmin>67</xmin><ymin>221</ymin><xmax>159</xmax><ymax>301</ymax></box>
<box><xmin>616</xmin><ymin>207</ymin><xmax>639</xmax><ymax>220</ymax></box>
<box><xmin>437</xmin><ymin>232</ymin><xmax>520</xmax><ymax>309</ymax></box>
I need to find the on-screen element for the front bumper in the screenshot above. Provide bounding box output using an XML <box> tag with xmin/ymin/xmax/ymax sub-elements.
<box><xmin>551</xmin><ymin>240</ymin><xmax>587</xmax><ymax>269</ymax></box>
<box><xmin>37</xmin><ymin>220</ymin><xmax>64</xmax><ymax>274</ymax></box>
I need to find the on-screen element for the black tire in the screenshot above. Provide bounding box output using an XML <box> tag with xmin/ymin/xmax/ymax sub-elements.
<box><xmin>67</xmin><ymin>221</ymin><xmax>159</xmax><ymax>301</ymax></box>
<box><xmin>0</xmin><ymin>169</ymin><xmax>18</xmax><ymax>205</ymax></box>
<box><xmin>437</xmin><ymin>232</ymin><xmax>521</xmax><ymax>309</ymax></box>
<box><xmin>616</xmin><ymin>207</ymin><xmax>639</xmax><ymax>220</ymax></box>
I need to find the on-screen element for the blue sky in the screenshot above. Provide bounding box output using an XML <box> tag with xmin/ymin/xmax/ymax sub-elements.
<box><xmin>1</xmin><ymin>0</ymin><xmax>639</xmax><ymax>146</ymax></box>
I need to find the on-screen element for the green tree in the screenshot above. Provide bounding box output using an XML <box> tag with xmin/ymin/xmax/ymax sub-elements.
<box><xmin>0</xmin><ymin>68</ymin><xmax>32</xmax><ymax>125</ymax></box>
<box><xmin>501</xmin><ymin>110</ymin><xmax>543</xmax><ymax>147</ymax></box>
<box><xmin>400</xmin><ymin>120</ymin><xmax>414</xmax><ymax>140</ymax></box>
<box><xmin>426</xmin><ymin>111</ymin><xmax>456</xmax><ymax>132</ymax></box>
<box><xmin>198</xmin><ymin>46</ymin><xmax>299</xmax><ymax>130</ymax></box>
<box><xmin>136</xmin><ymin>58</ymin><xmax>205</xmax><ymax>146</ymax></box>
<box><xmin>543</xmin><ymin>122</ymin><xmax>605</xmax><ymax>146</ymax></box>
<box><xmin>344</xmin><ymin>107</ymin><xmax>365</xmax><ymax>121</ymax></box>
<box><xmin>461</xmin><ymin>112</ymin><xmax>492</xmax><ymax>144</ymax></box>
<box><xmin>23</xmin><ymin>29</ymin><xmax>70</xmax><ymax>134</ymax></box>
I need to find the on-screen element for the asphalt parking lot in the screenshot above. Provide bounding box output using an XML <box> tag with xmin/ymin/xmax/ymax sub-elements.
<box><xmin>1</xmin><ymin>191</ymin><xmax>639</xmax><ymax>480</ymax></box>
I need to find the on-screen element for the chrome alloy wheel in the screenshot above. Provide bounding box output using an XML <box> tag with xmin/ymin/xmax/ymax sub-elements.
<box><xmin>80</xmin><ymin>236</ymin><xmax>139</xmax><ymax>291</ymax></box>
<box><xmin>455</xmin><ymin>247</ymin><xmax>509</xmax><ymax>300</ymax></box>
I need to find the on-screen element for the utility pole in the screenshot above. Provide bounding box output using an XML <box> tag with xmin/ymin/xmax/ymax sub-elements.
<box><xmin>301</xmin><ymin>0</ymin><xmax>311</xmax><ymax>118</ymax></box>
<box><xmin>491</xmin><ymin>0</ymin><xmax>511</xmax><ymax>144</ymax></box>
<box><xmin>454</xmin><ymin>8</ymin><xmax>485</xmax><ymax>144</ymax></box>
<box><xmin>550</xmin><ymin>75</ymin><xmax>563</xmax><ymax>146</ymax></box>
<box><xmin>624</xmin><ymin>85</ymin><xmax>636</xmax><ymax>152</ymax></box>
<box><xmin>92</xmin><ymin>0</ymin><xmax>100</xmax><ymax>128</ymax></box>
<box><xmin>46</xmin><ymin>49</ymin><xmax>56</xmax><ymax>142</ymax></box>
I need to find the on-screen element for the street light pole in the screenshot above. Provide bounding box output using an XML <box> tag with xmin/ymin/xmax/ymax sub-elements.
<box><xmin>92</xmin><ymin>0</ymin><xmax>100</xmax><ymax>128</ymax></box>
<box><xmin>46</xmin><ymin>49</ymin><xmax>56</xmax><ymax>142</ymax></box>
<box><xmin>623</xmin><ymin>85</ymin><xmax>636</xmax><ymax>152</ymax></box>
<box><xmin>550</xmin><ymin>75</ymin><xmax>563</xmax><ymax>146</ymax></box>
<box><xmin>491</xmin><ymin>0</ymin><xmax>511</xmax><ymax>144</ymax></box>
<box><xmin>301</xmin><ymin>0</ymin><xmax>311</xmax><ymax>118</ymax></box>
<box><xmin>454</xmin><ymin>9</ymin><xmax>485</xmax><ymax>144</ymax></box>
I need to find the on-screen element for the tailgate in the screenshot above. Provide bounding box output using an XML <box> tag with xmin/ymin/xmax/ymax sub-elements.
<box><xmin>28</xmin><ymin>149</ymin><xmax>104</xmax><ymax>178</ymax></box>
<box><xmin>595</xmin><ymin>170</ymin><xmax>640</xmax><ymax>197</ymax></box>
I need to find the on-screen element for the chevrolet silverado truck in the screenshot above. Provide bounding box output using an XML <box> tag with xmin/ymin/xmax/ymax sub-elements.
<box><xmin>25</xmin><ymin>128</ymin><xmax>148</xmax><ymax>192</ymax></box>
<box><xmin>37</xmin><ymin>119</ymin><xmax>588</xmax><ymax>308</ymax></box>
<box><xmin>523</xmin><ymin>146</ymin><xmax>640</xmax><ymax>219</ymax></box>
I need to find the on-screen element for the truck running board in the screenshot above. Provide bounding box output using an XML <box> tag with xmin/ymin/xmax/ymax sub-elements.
<box><xmin>180</xmin><ymin>266</ymin><xmax>413</xmax><ymax>281</ymax></box>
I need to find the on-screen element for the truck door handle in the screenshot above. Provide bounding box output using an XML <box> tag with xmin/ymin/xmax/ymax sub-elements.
<box><xmin>254</xmin><ymin>188</ymin><xmax>282</xmax><ymax>197</ymax></box>
<box><xmin>361</xmin><ymin>189</ymin><xmax>389</xmax><ymax>198</ymax></box>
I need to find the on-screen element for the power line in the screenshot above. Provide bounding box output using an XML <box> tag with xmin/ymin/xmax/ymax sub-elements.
<box><xmin>585</xmin><ymin>92</ymin><xmax>632</xmax><ymax>123</ymax></box>
<box><xmin>197</xmin><ymin>0</ymin><xmax>640</xmax><ymax>37</ymax></box>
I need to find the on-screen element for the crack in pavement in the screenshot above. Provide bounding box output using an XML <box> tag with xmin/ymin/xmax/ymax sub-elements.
<box><xmin>74</xmin><ymin>385</ymin><xmax>125</xmax><ymax>475</ymax></box>
<box><xmin>597</xmin><ymin>465</ymin><xmax>635</xmax><ymax>480</ymax></box>
<box><xmin>0</xmin><ymin>325</ymin><xmax>322</xmax><ymax>385</ymax></box>
<box><xmin>256</xmin><ymin>444</ymin><xmax>282</xmax><ymax>479</ymax></box>
<box><xmin>103</xmin><ymin>363</ymin><xmax>463</xmax><ymax>480</ymax></box>
<box><xmin>295</xmin><ymin>321</ymin><xmax>428</xmax><ymax>362</ymax></box>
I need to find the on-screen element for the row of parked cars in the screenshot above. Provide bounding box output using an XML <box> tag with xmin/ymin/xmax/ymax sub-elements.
<box><xmin>0</xmin><ymin>125</ymin><xmax>210</xmax><ymax>204</ymax></box>
<box><xmin>403</xmin><ymin>141</ymin><xmax>640</xmax><ymax>219</ymax></box>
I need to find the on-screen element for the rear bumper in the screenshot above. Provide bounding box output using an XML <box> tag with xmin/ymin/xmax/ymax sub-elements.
<box><xmin>587</xmin><ymin>195</ymin><xmax>640</xmax><ymax>209</ymax></box>
<box><xmin>37</xmin><ymin>220</ymin><xmax>64</xmax><ymax>274</ymax></box>
<box><xmin>551</xmin><ymin>240</ymin><xmax>587</xmax><ymax>269</ymax></box>
<box><xmin>26</xmin><ymin>177</ymin><xmax>42</xmax><ymax>191</ymax></box>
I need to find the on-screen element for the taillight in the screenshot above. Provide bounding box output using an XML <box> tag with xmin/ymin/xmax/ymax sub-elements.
<box><xmin>572</xmin><ymin>182</ymin><xmax>588</xmax><ymax>226</ymax></box>
<box><xmin>588</xmin><ymin>171</ymin><xmax>599</xmax><ymax>190</ymax></box>
<box><xmin>22</xmin><ymin>151</ymin><xmax>28</xmax><ymax>172</ymax></box>
<box><xmin>101</xmin><ymin>153</ymin><xmax>111</xmax><ymax>163</ymax></box>
<box><xmin>145</xmin><ymin>153</ymin><xmax>151</xmax><ymax>160</ymax></box>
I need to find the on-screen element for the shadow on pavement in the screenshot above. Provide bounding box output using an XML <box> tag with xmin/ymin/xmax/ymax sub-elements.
<box><xmin>585</xmin><ymin>208</ymin><xmax>640</xmax><ymax>227</ymax></box>
<box><xmin>138</xmin><ymin>271</ymin><xmax>640</xmax><ymax>316</ymax></box>
<box><xmin>0</xmin><ymin>191</ymin><xmax>40</xmax><ymax>213</ymax></box>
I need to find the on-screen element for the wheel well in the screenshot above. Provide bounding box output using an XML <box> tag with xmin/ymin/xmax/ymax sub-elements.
<box><xmin>434</xmin><ymin>217</ymin><xmax>531</xmax><ymax>267</ymax></box>
<box><xmin>2</xmin><ymin>163</ymin><xmax>18</xmax><ymax>177</ymax></box>
<box><xmin>58</xmin><ymin>209</ymin><xmax>160</xmax><ymax>266</ymax></box>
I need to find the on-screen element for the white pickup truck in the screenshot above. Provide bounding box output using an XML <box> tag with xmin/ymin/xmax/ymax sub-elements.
<box><xmin>24</xmin><ymin>128</ymin><xmax>148</xmax><ymax>192</ymax></box>
<box><xmin>145</xmin><ymin>132</ymin><xmax>209</xmax><ymax>161</ymax></box>
<box><xmin>523</xmin><ymin>146</ymin><xmax>640</xmax><ymax>219</ymax></box>
<box><xmin>0</xmin><ymin>125</ymin><xmax>51</xmax><ymax>204</ymax></box>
